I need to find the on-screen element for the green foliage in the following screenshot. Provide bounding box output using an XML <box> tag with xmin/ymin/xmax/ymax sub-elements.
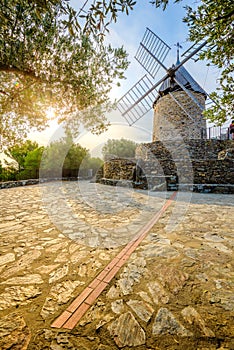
<box><xmin>0</xmin><ymin>1</ymin><xmax>129</xmax><ymax>145</ymax></box>
<box><xmin>78</xmin><ymin>0</ymin><xmax>137</xmax><ymax>36</ymax></box>
<box><xmin>40</xmin><ymin>137</ymin><xmax>72</xmax><ymax>178</ymax></box>
<box><xmin>0</xmin><ymin>164</ymin><xmax>17</xmax><ymax>181</ymax></box>
<box><xmin>18</xmin><ymin>147</ymin><xmax>44</xmax><ymax>179</ymax></box>
<box><xmin>40</xmin><ymin>134</ymin><xmax>90</xmax><ymax>178</ymax></box>
<box><xmin>0</xmin><ymin>160</ymin><xmax>6</xmax><ymax>181</ymax></box>
<box><xmin>102</xmin><ymin>138</ymin><xmax>137</xmax><ymax>160</ymax></box>
<box><xmin>1</xmin><ymin>0</ymin><xmax>232</xmax><ymax>144</ymax></box>
<box><xmin>1</xmin><ymin>136</ymin><xmax>104</xmax><ymax>180</ymax></box>
<box><xmin>183</xmin><ymin>0</ymin><xmax>234</xmax><ymax>124</ymax></box>
<box><xmin>5</xmin><ymin>140</ymin><xmax>39</xmax><ymax>171</ymax></box>
<box><xmin>81</xmin><ymin>156</ymin><xmax>103</xmax><ymax>172</ymax></box>
<box><xmin>62</xmin><ymin>143</ymin><xmax>89</xmax><ymax>177</ymax></box>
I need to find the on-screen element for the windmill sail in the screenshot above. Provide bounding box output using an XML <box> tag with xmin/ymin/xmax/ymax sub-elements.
<box><xmin>117</xmin><ymin>75</ymin><xmax>156</xmax><ymax>125</ymax></box>
<box><xmin>135</xmin><ymin>27</ymin><xmax>171</xmax><ymax>79</ymax></box>
<box><xmin>181</xmin><ymin>40</ymin><xmax>213</xmax><ymax>62</ymax></box>
<box><xmin>117</xmin><ymin>28</ymin><xmax>211</xmax><ymax>126</ymax></box>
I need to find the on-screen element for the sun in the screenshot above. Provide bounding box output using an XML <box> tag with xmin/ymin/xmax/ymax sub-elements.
<box><xmin>46</xmin><ymin>107</ymin><xmax>56</xmax><ymax>119</ymax></box>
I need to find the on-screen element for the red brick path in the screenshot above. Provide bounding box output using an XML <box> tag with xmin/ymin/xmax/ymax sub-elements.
<box><xmin>51</xmin><ymin>191</ymin><xmax>177</xmax><ymax>329</ymax></box>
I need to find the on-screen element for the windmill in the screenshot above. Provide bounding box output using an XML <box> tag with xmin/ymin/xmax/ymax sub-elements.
<box><xmin>117</xmin><ymin>28</ymin><xmax>212</xmax><ymax>140</ymax></box>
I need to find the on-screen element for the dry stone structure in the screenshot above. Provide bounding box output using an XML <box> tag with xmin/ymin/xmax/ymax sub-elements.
<box><xmin>153</xmin><ymin>91</ymin><xmax>206</xmax><ymax>141</ymax></box>
<box><xmin>97</xmin><ymin>140</ymin><xmax>234</xmax><ymax>193</ymax></box>
<box><xmin>152</xmin><ymin>62</ymin><xmax>207</xmax><ymax>141</ymax></box>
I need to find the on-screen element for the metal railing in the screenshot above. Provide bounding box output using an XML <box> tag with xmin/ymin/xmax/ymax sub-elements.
<box><xmin>206</xmin><ymin>126</ymin><xmax>233</xmax><ymax>140</ymax></box>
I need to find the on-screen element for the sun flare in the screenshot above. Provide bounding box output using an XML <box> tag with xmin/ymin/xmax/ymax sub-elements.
<box><xmin>46</xmin><ymin>107</ymin><xmax>56</xmax><ymax>119</ymax></box>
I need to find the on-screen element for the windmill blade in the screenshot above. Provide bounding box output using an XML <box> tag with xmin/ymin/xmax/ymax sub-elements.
<box><xmin>174</xmin><ymin>40</ymin><xmax>208</xmax><ymax>72</ymax></box>
<box><xmin>205</xmin><ymin>94</ymin><xmax>216</xmax><ymax>108</ymax></box>
<box><xmin>117</xmin><ymin>75</ymin><xmax>159</xmax><ymax>125</ymax></box>
<box><xmin>118</xmin><ymin>71</ymin><xmax>171</xmax><ymax>125</ymax></box>
<box><xmin>181</xmin><ymin>39</ymin><xmax>214</xmax><ymax>62</ymax></box>
<box><xmin>174</xmin><ymin>77</ymin><xmax>205</xmax><ymax>111</ymax></box>
<box><xmin>135</xmin><ymin>27</ymin><xmax>171</xmax><ymax>79</ymax></box>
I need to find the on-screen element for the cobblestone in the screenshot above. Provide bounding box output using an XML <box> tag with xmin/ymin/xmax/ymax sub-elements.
<box><xmin>0</xmin><ymin>181</ymin><xmax>233</xmax><ymax>349</ymax></box>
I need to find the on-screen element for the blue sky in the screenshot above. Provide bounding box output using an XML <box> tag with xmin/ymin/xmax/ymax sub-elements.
<box><xmin>29</xmin><ymin>1</ymin><xmax>222</xmax><ymax>156</ymax></box>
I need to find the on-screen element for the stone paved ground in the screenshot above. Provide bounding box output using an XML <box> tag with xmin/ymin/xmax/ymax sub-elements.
<box><xmin>0</xmin><ymin>181</ymin><xmax>233</xmax><ymax>350</ymax></box>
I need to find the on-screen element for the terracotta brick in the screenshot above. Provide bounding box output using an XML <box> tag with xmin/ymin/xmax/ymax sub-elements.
<box><xmin>85</xmin><ymin>281</ymin><xmax>108</xmax><ymax>305</ymax></box>
<box><xmin>96</xmin><ymin>269</ymin><xmax>109</xmax><ymax>281</ymax></box>
<box><xmin>132</xmin><ymin>239</ymin><xmax>143</xmax><ymax>248</ymax></box>
<box><xmin>88</xmin><ymin>278</ymin><xmax>101</xmax><ymax>289</ymax></box>
<box><xmin>67</xmin><ymin>287</ymin><xmax>93</xmax><ymax>313</ymax></box>
<box><xmin>116</xmin><ymin>243</ymin><xmax>134</xmax><ymax>259</ymax></box>
<box><xmin>63</xmin><ymin>302</ymin><xmax>90</xmax><ymax>329</ymax></box>
<box><xmin>50</xmin><ymin>192</ymin><xmax>178</xmax><ymax>330</ymax></box>
<box><xmin>126</xmin><ymin>241</ymin><xmax>136</xmax><ymax>249</ymax></box>
<box><xmin>103</xmin><ymin>265</ymin><xmax>120</xmax><ymax>283</ymax></box>
<box><xmin>51</xmin><ymin>310</ymin><xmax>72</xmax><ymax>328</ymax></box>
<box><xmin>104</xmin><ymin>257</ymin><xmax>120</xmax><ymax>271</ymax></box>
<box><xmin>125</xmin><ymin>245</ymin><xmax>137</xmax><ymax>256</ymax></box>
<box><xmin>116</xmin><ymin>257</ymin><xmax>128</xmax><ymax>268</ymax></box>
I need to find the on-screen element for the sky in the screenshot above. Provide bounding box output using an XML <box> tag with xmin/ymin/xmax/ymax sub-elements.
<box><xmin>28</xmin><ymin>0</ymin><xmax>223</xmax><ymax>157</ymax></box>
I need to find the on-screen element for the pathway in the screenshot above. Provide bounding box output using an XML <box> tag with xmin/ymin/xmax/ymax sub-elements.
<box><xmin>0</xmin><ymin>181</ymin><xmax>233</xmax><ymax>349</ymax></box>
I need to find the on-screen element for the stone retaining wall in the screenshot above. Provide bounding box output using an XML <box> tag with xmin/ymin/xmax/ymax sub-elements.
<box><xmin>98</xmin><ymin>140</ymin><xmax>234</xmax><ymax>193</ymax></box>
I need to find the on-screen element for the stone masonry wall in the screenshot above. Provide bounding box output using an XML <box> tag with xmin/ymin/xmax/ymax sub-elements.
<box><xmin>153</xmin><ymin>91</ymin><xmax>206</xmax><ymax>141</ymax></box>
<box><xmin>136</xmin><ymin>139</ymin><xmax>234</xmax><ymax>187</ymax></box>
<box><xmin>99</xmin><ymin>140</ymin><xmax>234</xmax><ymax>192</ymax></box>
<box><xmin>103</xmin><ymin>159</ymin><xmax>136</xmax><ymax>181</ymax></box>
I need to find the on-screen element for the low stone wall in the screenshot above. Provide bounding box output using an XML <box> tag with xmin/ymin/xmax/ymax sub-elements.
<box><xmin>0</xmin><ymin>179</ymin><xmax>40</xmax><ymax>189</ymax></box>
<box><xmin>102</xmin><ymin>158</ymin><xmax>136</xmax><ymax>181</ymax></box>
<box><xmin>98</xmin><ymin>140</ymin><xmax>234</xmax><ymax>193</ymax></box>
<box><xmin>0</xmin><ymin>177</ymin><xmax>79</xmax><ymax>189</ymax></box>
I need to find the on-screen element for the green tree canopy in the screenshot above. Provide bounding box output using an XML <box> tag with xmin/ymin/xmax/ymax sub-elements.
<box><xmin>102</xmin><ymin>138</ymin><xmax>137</xmax><ymax>160</ymax></box>
<box><xmin>0</xmin><ymin>1</ymin><xmax>129</xmax><ymax>145</ymax></box>
<box><xmin>2</xmin><ymin>135</ymin><xmax>101</xmax><ymax>180</ymax></box>
<box><xmin>80</xmin><ymin>156</ymin><xmax>103</xmax><ymax>173</ymax></box>
<box><xmin>18</xmin><ymin>146</ymin><xmax>44</xmax><ymax>179</ymax></box>
<box><xmin>40</xmin><ymin>134</ymin><xmax>89</xmax><ymax>177</ymax></box>
<box><xmin>1</xmin><ymin>0</ymin><xmax>233</xmax><ymax>146</ymax></box>
<box><xmin>63</xmin><ymin>143</ymin><xmax>89</xmax><ymax>171</ymax></box>
<box><xmin>4</xmin><ymin>140</ymin><xmax>39</xmax><ymax>171</ymax></box>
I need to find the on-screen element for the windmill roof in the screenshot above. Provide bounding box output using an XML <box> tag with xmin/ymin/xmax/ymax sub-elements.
<box><xmin>155</xmin><ymin>62</ymin><xmax>207</xmax><ymax>103</ymax></box>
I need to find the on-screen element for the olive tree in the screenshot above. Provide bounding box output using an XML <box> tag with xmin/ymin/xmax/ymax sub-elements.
<box><xmin>0</xmin><ymin>0</ymin><xmax>129</xmax><ymax>145</ymax></box>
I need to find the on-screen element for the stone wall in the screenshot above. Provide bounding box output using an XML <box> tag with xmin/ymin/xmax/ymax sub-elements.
<box><xmin>0</xmin><ymin>177</ymin><xmax>78</xmax><ymax>190</ymax></box>
<box><xmin>101</xmin><ymin>159</ymin><xmax>136</xmax><ymax>181</ymax></box>
<box><xmin>136</xmin><ymin>139</ymin><xmax>234</xmax><ymax>191</ymax></box>
<box><xmin>99</xmin><ymin>140</ymin><xmax>234</xmax><ymax>193</ymax></box>
<box><xmin>153</xmin><ymin>91</ymin><xmax>206</xmax><ymax>141</ymax></box>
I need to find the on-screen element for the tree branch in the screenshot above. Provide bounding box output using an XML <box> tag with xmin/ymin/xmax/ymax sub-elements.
<box><xmin>0</xmin><ymin>64</ymin><xmax>42</xmax><ymax>81</ymax></box>
<box><xmin>0</xmin><ymin>89</ymin><xmax>9</xmax><ymax>96</ymax></box>
<box><xmin>215</xmin><ymin>9</ymin><xmax>234</xmax><ymax>21</ymax></box>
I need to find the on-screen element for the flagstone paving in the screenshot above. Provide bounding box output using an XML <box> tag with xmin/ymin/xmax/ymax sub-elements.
<box><xmin>0</xmin><ymin>181</ymin><xmax>233</xmax><ymax>349</ymax></box>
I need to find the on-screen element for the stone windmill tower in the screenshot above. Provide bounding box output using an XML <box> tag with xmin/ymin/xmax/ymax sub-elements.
<box><xmin>152</xmin><ymin>53</ymin><xmax>207</xmax><ymax>141</ymax></box>
<box><xmin>117</xmin><ymin>29</ymin><xmax>210</xmax><ymax>141</ymax></box>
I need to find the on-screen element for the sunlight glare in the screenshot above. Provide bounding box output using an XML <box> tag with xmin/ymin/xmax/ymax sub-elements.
<box><xmin>46</xmin><ymin>107</ymin><xmax>56</xmax><ymax>119</ymax></box>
